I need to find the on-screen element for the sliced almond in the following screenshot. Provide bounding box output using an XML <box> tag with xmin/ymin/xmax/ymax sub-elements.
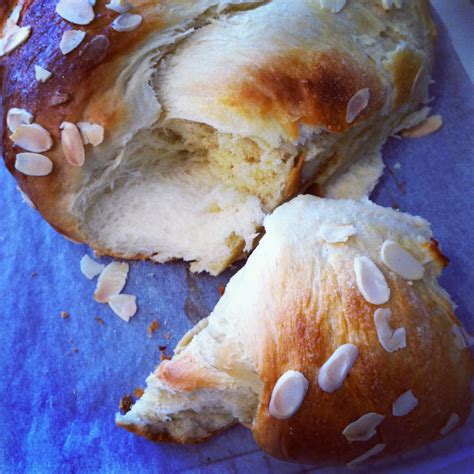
<box><xmin>106</xmin><ymin>0</ymin><xmax>132</xmax><ymax>13</ymax></box>
<box><xmin>392</xmin><ymin>390</ymin><xmax>418</xmax><ymax>417</ymax></box>
<box><xmin>346</xmin><ymin>88</ymin><xmax>370</xmax><ymax>124</ymax></box>
<box><xmin>343</xmin><ymin>413</ymin><xmax>385</xmax><ymax>442</ymax></box>
<box><xmin>10</xmin><ymin>124</ymin><xmax>53</xmax><ymax>152</ymax></box>
<box><xmin>320</xmin><ymin>223</ymin><xmax>356</xmax><ymax>244</ymax></box>
<box><xmin>347</xmin><ymin>444</ymin><xmax>386</xmax><ymax>469</ymax></box>
<box><xmin>7</xmin><ymin>108</ymin><xmax>33</xmax><ymax>133</ymax></box>
<box><xmin>354</xmin><ymin>256</ymin><xmax>390</xmax><ymax>305</ymax></box>
<box><xmin>108</xmin><ymin>294</ymin><xmax>137</xmax><ymax>322</ymax></box>
<box><xmin>60</xmin><ymin>122</ymin><xmax>85</xmax><ymax>167</ymax></box>
<box><xmin>59</xmin><ymin>30</ymin><xmax>86</xmax><ymax>55</ymax></box>
<box><xmin>77</xmin><ymin>122</ymin><xmax>104</xmax><ymax>146</ymax></box>
<box><xmin>382</xmin><ymin>0</ymin><xmax>402</xmax><ymax>10</ymax></box>
<box><xmin>318</xmin><ymin>344</ymin><xmax>358</xmax><ymax>393</ymax></box>
<box><xmin>381</xmin><ymin>240</ymin><xmax>424</xmax><ymax>280</ymax></box>
<box><xmin>0</xmin><ymin>19</ymin><xmax>32</xmax><ymax>57</ymax></box>
<box><xmin>15</xmin><ymin>153</ymin><xmax>53</xmax><ymax>176</ymax></box>
<box><xmin>452</xmin><ymin>325</ymin><xmax>467</xmax><ymax>350</ymax></box>
<box><xmin>401</xmin><ymin>115</ymin><xmax>443</xmax><ymax>138</ymax></box>
<box><xmin>94</xmin><ymin>261</ymin><xmax>129</xmax><ymax>303</ymax></box>
<box><xmin>319</xmin><ymin>0</ymin><xmax>347</xmax><ymax>13</ymax></box>
<box><xmin>269</xmin><ymin>370</ymin><xmax>309</xmax><ymax>420</ymax></box>
<box><xmin>34</xmin><ymin>65</ymin><xmax>53</xmax><ymax>83</ymax></box>
<box><xmin>111</xmin><ymin>13</ymin><xmax>143</xmax><ymax>32</ymax></box>
<box><xmin>80</xmin><ymin>254</ymin><xmax>105</xmax><ymax>280</ymax></box>
<box><xmin>374</xmin><ymin>308</ymin><xmax>406</xmax><ymax>353</ymax></box>
<box><xmin>56</xmin><ymin>0</ymin><xmax>95</xmax><ymax>26</ymax></box>
<box><xmin>440</xmin><ymin>413</ymin><xmax>459</xmax><ymax>436</ymax></box>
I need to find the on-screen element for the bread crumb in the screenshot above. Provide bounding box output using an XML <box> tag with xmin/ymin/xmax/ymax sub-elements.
<box><xmin>119</xmin><ymin>394</ymin><xmax>133</xmax><ymax>414</ymax></box>
<box><xmin>60</xmin><ymin>311</ymin><xmax>70</xmax><ymax>319</ymax></box>
<box><xmin>31</xmin><ymin>271</ymin><xmax>38</xmax><ymax>277</ymax></box>
<box><xmin>163</xmin><ymin>332</ymin><xmax>172</xmax><ymax>340</ymax></box>
<box><xmin>160</xmin><ymin>352</ymin><xmax>171</xmax><ymax>361</ymax></box>
<box><xmin>147</xmin><ymin>320</ymin><xmax>160</xmax><ymax>337</ymax></box>
<box><xmin>133</xmin><ymin>387</ymin><xmax>144</xmax><ymax>398</ymax></box>
<box><xmin>218</xmin><ymin>286</ymin><xmax>225</xmax><ymax>296</ymax></box>
<box><xmin>95</xmin><ymin>316</ymin><xmax>105</xmax><ymax>325</ymax></box>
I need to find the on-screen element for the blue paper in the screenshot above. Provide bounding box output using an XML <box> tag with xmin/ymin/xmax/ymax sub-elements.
<box><xmin>1</xmin><ymin>12</ymin><xmax>473</xmax><ymax>474</ymax></box>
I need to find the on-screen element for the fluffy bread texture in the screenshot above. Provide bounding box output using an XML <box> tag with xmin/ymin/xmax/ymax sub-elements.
<box><xmin>1</xmin><ymin>0</ymin><xmax>435</xmax><ymax>274</ymax></box>
<box><xmin>117</xmin><ymin>195</ymin><xmax>473</xmax><ymax>466</ymax></box>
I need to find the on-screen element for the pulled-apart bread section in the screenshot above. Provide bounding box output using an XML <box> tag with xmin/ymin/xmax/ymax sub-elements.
<box><xmin>117</xmin><ymin>195</ymin><xmax>473</xmax><ymax>467</ymax></box>
<box><xmin>2</xmin><ymin>1</ymin><xmax>435</xmax><ymax>274</ymax></box>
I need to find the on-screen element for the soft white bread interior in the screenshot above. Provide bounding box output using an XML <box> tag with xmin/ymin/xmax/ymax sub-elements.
<box><xmin>116</xmin><ymin>195</ymin><xmax>473</xmax><ymax>466</ymax></box>
<box><xmin>4</xmin><ymin>1</ymin><xmax>435</xmax><ymax>275</ymax></box>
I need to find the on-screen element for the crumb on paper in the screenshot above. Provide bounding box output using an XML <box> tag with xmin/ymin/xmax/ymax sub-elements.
<box><xmin>394</xmin><ymin>162</ymin><xmax>401</xmax><ymax>170</ymax></box>
<box><xmin>95</xmin><ymin>316</ymin><xmax>105</xmax><ymax>325</ymax></box>
<box><xmin>31</xmin><ymin>271</ymin><xmax>38</xmax><ymax>278</ymax></box>
<box><xmin>218</xmin><ymin>286</ymin><xmax>225</xmax><ymax>296</ymax></box>
<box><xmin>159</xmin><ymin>345</ymin><xmax>171</xmax><ymax>361</ymax></box>
<box><xmin>163</xmin><ymin>332</ymin><xmax>172</xmax><ymax>340</ymax></box>
<box><xmin>147</xmin><ymin>320</ymin><xmax>160</xmax><ymax>337</ymax></box>
<box><xmin>119</xmin><ymin>394</ymin><xmax>133</xmax><ymax>414</ymax></box>
<box><xmin>133</xmin><ymin>387</ymin><xmax>144</xmax><ymax>398</ymax></box>
<box><xmin>60</xmin><ymin>311</ymin><xmax>70</xmax><ymax>319</ymax></box>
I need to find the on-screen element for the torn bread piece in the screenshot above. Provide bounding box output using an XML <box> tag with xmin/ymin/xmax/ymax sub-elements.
<box><xmin>117</xmin><ymin>196</ymin><xmax>473</xmax><ymax>466</ymax></box>
<box><xmin>2</xmin><ymin>0</ymin><xmax>436</xmax><ymax>275</ymax></box>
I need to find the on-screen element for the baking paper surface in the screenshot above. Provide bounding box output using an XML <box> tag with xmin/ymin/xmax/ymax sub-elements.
<box><xmin>0</xmin><ymin>10</ymin><xmax>473</xmax><ymax>474</ymax></box>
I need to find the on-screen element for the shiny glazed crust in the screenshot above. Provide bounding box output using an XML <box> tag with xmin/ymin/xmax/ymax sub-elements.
<box><xmin>1</xmin><ymin>1</ymin><xmax>436</xmax><ymax>273</ymax></box>
<box><xmin>116</xmin><ymin>196</ymin><xmax>473</xmax><ymax>466</ymax></box>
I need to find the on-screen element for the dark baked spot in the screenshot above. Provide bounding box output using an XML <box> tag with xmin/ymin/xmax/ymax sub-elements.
<box><xmin>119</xmin><ymin>394</ymin><xmax>134</xmax><ymax>414</ymax></box>
<box><xmin>425</xmin><ymin>238</ymin><xmax>449</xmax><ymax>268</ymax></box>
<box><xmin>224</xmin><ymin>50</ymin><xmax>383</xmax><ymax>137</ymax></box>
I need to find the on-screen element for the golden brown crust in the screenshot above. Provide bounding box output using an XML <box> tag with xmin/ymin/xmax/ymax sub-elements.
<box><xmin>1</xmin><ymin>1</ymin><xmax>163</xmax><ymax>242</ymax></box>
<box><xmin>251</xmin><ymin>254</ymin><xmax>473</xmax><ymax>465</ymax></box>
<box><xmin>223</xmin><ymin>50</ymin><xmax>385</xmax><ymax>139</ymax></box>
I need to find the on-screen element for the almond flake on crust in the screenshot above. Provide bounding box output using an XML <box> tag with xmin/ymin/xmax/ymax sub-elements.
<box><xmin>34</xmin><ymin>65</ymin><xmax>53</xmax><ymax>83</ymax></box>
<box><xmin>319</xmin><ymin>0</ymin><xmax>347</xmax><ymax>14</ymax></box>
<box><xmin>346</xmin><ymin>88</ymin><xmax>370</xmax><ymax>124</ymax></box>
<box><xmin>318</xmin><ymin>344</ymin><xmax>358</xmax><ymax>393</ymax></box>
<box><xmin>392</xmin><ymin>390</ymin><xmax>418</xmax><ymax>416</ymax></box>
<box><xmin>381</xmin><ymin>240</ymin><xmax>424</xmax><ymax>280</ymax></box>
<box><xmin>401</xmin><ymin>115</ymin><xmax>443</xmax><ymax>138</ymax></box>
<box><xmin>59</xmin><ymin>30</ymin><xmax>86</xmax><ymax>55</ymax></box>
<box><xmin>343</xmin><ymin>413</ymin><xmax>385</xmax><ymax>442</ymax></box>
<box><xmin>7</xmin><ymin>108</ymin><xmax>33</xmax><ymax>133</ymax></box>
<box><xmin>56</xmin><ymin>0</ymin><xmax>95</xmax><ymax>26</ymax></box>
<box><xmin>269</xmin><ymin>370</ymin><xmax>309</xmax><ymax>419</ymax></box>
<box><xmin>111</xmin><ymin>13</ymin><xmax>143</xmax><ymax>32</ymax></box>
<box><xmin>106</xmin><ymin>0</ymin><xmax>132</xmax><ymax>14</ymax></box>
<box><xmin>15</xmin><ymin>153</ymin><xmax>53</xmax><ymax>177</ymax></box>
<box><xmin>77</xmin><ymin>122</ymin><xmax>105</xmax><ymax>146</ymax></box>
<box><xmin>60</xmin><ymin>122</ymin><xmax>86</xmax><ymax>167</ymax></box>
<box><xmin>347</xmin><ymin>444</ymin><xmax>386</xmax><ymax>469</ymax></box>
<box><xmin>354</xmin><ymin>256</ymin><xmax>390</xmax><ymax>305</ymax></box>
<box><xmin>440</xmin><ymin>413</ymin><xmax>459</xmax><ymax>436</ymax></box>
<box><xmin>10</xmin><ymin>124</ymin><xmax>53</xmax><ymax>153</ymax></box>
<box><xmin>320</xmin><ymin>223</ymin><xmax>356</xmax><ymax>244</ymax></box>
<box><xmin>374</xmin><ymin>308</ymin><xmax>406</xmax><ymax>353</ymax></box>
<box><xmin>0</xmin><ymin>19</ymin><xmax>32</xmax><ymax>57</ymax></box>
